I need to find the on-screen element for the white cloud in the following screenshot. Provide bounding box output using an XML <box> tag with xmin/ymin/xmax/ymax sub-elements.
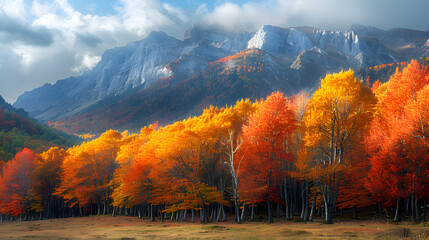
<box><xmin>30</xmin><ymin>0</ymin><xmax>52</xmax><ymax>17</ymax></box>
<box><xmin>0</xmin><ymin>0</ymin><xmax>27</xmax><ymax>22</ymax></box>
<box><xmin>71</xmin><ymin>54</ymin><xmax>101</xmax><ymax>73</ymax></box>
<box><xmin>201</xmin><ymin>0</ymin><xmax>429</xmax><ymax>32</ymax></box>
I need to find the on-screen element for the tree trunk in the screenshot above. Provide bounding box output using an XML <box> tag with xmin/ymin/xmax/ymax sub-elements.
<box><xmin>150</xmin><ymin>205</ymin><xmax>155</xmax><ymax>222</ymax></box>
<box><xmin>394</xmin><ymin>198</ymin><xmax>400</xmax><ymax>222</ymax></box>
<box><xmin>204</xmin><ymin>205</ymin><xmax>209</xmax><ymax>223</ymax></box>
<box><xmin>97</xmin><ymin>203</ymin><xmax>101</xmax><ymax>215</ymax></box>
<box><xmin>267</xmin><ymin>198</ymin><xmax>273</xmax><ymax>223</ymax></box>
<box><xmin>221</xmin><ymin>205</ymin><xmax>227</xmax><ymax>222</ymax></box>
<box><xmin>406</xmin><ymin>197</ymin><xmax>410</xmax><ymax>219</ymax></box>
<box><xmin>251</xmin><ymin>205</ymin><xmax>255</xmax><ymax>222</ymax></box>
<box><xmin>216</xmin><ymin>204</ymin><xmax>221</xmax><ymax>222</ymax></box>
<box><xmin>353</xmin><ymin>207</ymin><xmax>357</xmax><ymax>219</ymax></box>
<box><xmin>324</xmin><ymin>199</ymin><xmax>333</xmax><ymax>224</ymax></box>
<box><xmin>210</xmin><ymin>205</ymin><xmax>215</xmax><ymax>222</ymax></box>
<box><xmin>234</xmin><ymin>199</ymin><xmax>241</xmax><ymax>223</ymax></box>
<box><xmin>423</xmin><ymin>199</ymin><xmax>427</xmax><ymax>222</ymax></box>
<box><xmin>240</xmin><ymin>204</ymin><xmax>246</xmax><ymax>222</ymax></box>
<box><xmin>284</xmin><ymin>179</ymin><xmax>290</xmax><ymax>219</ymax></box>
<box><xmin>183</xmin><ymin>209</ymin><xmax>187</xmax><ymax>221</ymax></box>
<box><xmin>303</xmin><ymin>183</ymin><xmax>309</xmax><ymax>221</ymax></box>
<box><xmin>309</xmin><ymin>190</ymin><xmax>317</xmax><ymax>221</ymax></box>
<box><xmin>323</xmin><ymin>183</ymin><xmax>333</xmax><ymax>224</ymax></box>
<box><xmin>103</xmin><ymin>200</ymin><xmax>107</xmax><ymax>215</ymax></box>
<box><xmin>414</xmin><ymin>197</ymin><xmax>420</xmax><ymax>223</ymax></box>
<box><xmin>112</xmin><ymin>207</ymin><xmax>116</xmax><ymax>217</ymax></box>
<box><xmin>191</xmin><ymin>209</ymin><xmax>195</xmax><ymax>223</ymax></box>
<box><xmin>300</xmin><ymin>181</ymin><xmax>306</xmax><ymax>220</ymax></box>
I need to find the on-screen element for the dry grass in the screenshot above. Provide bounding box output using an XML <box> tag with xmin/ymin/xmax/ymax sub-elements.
<box><xmin>0</xmin><ymin>215</ymin><xmax>427</xmax><ymax>239</ymax></box>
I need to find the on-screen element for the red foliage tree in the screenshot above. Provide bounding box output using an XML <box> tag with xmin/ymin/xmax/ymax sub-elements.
<box><xmin>240</xmin><ymin>91</ymin><xmax>297</xmax><ymax>223</ymax></box>
<box><xmin>365</xmin><ymin>60</ymin><xmax>429</xmax><ymax>222</ymax></box>
<box><xmin>0</xmin><ymin>148</ymin><xmax>37</xmax><ymax>219</ymax></box>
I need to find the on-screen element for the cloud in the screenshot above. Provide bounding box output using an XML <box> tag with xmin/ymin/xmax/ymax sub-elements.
<box><xmin>0</xmin><ymin>0</ymin><xmax>27</xmax><ymax>21</ymax></box>
<box><xmin>71</xmin><ymin>54</ymin><xmax>101</xmax><ymax>73</ymax></box>
<box><xmin>201</xmin><ymin>0</ymin><xmax>429</xmax><ymax>32</ymax></box>
<box><xmin>0</xmin><ymin>15</ymin><xmax>54</xmax><ymax>46</ymax></box>
<box><xmin>75</xmin><ymin>33</ymin><xmax>103</xmax><ymax>48</ymax></box>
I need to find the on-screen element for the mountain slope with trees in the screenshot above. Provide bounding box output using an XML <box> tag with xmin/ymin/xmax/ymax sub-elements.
<box><xmin>0</xmin><ymin>96</ymin><xmax>76</xmax><ymax>162</ymax></box>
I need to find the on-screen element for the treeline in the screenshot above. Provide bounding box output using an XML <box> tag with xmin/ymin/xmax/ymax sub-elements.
<box><xmin>0</xmin><ymin>60</ymin><xmax>428</xmax><ymax>224</ymax></box>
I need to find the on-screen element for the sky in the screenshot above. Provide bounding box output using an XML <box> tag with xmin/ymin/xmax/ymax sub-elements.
<box><xmin>0</xmin><ymin>0</ymin><xmax>428</xmax><ymax>103</ymax></box>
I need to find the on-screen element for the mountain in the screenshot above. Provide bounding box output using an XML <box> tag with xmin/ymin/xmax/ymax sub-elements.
<box><xmin>14</xmin><ymin>25</ymin><xmax>429</xmax><ymax>134</ymax></box>
<box><xmin>0</xmin><ymin>95</ymin><xmax>76</xmax><ymax>161</ymax></box>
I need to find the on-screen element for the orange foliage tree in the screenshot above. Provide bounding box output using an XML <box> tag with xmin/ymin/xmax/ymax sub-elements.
<box><xmin>55</xmin><ymin>130</ymin><xmax>130</xmax><ymax>214</ymax></box>
<box><xmin>34</xmin><ymin>147</ymin><xmax>67</xmax><ymax>219</ymax></box>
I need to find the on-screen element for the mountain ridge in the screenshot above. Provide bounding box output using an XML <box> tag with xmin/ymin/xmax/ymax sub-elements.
<box><xmin>14</xmin><ymin>24</ymin><xmax>429</xmax><ymax>133</ymax></box>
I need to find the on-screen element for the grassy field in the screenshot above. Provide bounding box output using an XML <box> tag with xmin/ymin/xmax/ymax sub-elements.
<box><xmin>0</xmin><ymin>215</ymin><xmax>427</xmax><ymax>239</ymax></box>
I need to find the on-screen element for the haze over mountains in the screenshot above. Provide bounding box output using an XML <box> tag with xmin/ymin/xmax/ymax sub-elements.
<box><xmin>13</xmin><ymin>24</ymin><xmax>429</xmax><ymax>134</ymax></box>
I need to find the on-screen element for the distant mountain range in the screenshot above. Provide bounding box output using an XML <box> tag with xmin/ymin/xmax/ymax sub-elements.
<box><xmin>13</xmin><ymin>24</ymin><xmax>429</xmax><ymax>134</ymax></box>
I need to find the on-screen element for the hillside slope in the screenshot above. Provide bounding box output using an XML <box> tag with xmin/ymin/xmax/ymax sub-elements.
<box><xmin>0</xmin><ymin>96</ymin><xmax>76</xmax><ymax>161</ymax></box>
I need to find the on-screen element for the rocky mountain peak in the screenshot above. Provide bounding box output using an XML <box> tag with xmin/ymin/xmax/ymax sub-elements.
<box><xmin>14</xmin><ymin>24</ymin><xmax>428</xmax><ymax>124</ymax></box>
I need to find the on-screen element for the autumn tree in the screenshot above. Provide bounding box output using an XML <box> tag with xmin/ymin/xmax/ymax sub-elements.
<box><xmin>154</xmin><ymin>122</ymin><xmax>226</xmax><ymax>223</ymax></box>
<box><xmin>0</xmin><ymin>148</ymin><xmax>38</xmax><ymax>220</ymax></box>
<box><xmin>34</xmin><ymin>147</ymin><xmax>67</xmax><ymax>219</ymax></box>
<box><xmin>215</xmin><ymin>99</ymin><xmax>257</xmax><ymax>223</ymax></box>
<box><xmin>56</xmin><ymin>130</ymin><xmax>130</xmax><ymax>215</ymax></box>
<box><xmin>336</xmin><ymin>145</ymin><xmax>374</xmax><ymax>219</ymax></box>
<box><xmin>290</xmin><ymin>91</ymin><xmax>311</xmax><ymax>221</ymax></box>
<box><xmin>119</xmin><ymin>124</ymin><xmax>158</xmax><ymax>219</ymax></box>
<box><xmin>365</xmin><ymin>60</ymin><xmax>429</xmax><ymax>222</ymax></box>
<box><xmin>241</xmin><ymin>91</ymin><xmax>297</xmax><ymax>223</ymax></box>
<box><xmin>301</xmin><ymin>70</ymin><xmax>376</xmax><ymax>224</ymax></box>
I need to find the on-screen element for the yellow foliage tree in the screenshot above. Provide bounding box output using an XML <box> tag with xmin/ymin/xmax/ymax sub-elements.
<box><xmin>300</xmin><ymin>70</ymin><xmax>376</xmax><ymax>224</ymax></box>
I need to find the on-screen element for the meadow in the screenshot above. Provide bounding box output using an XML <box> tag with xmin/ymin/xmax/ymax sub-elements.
<box><xmin>0</xmin><ymin>215</ymin><xmax>427</xmax><ymax>240</ymax></box>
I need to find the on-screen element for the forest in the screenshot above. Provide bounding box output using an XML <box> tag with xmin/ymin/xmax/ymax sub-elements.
<box><xmin>0</xmin><ymin>60</ymin><xmax>428</xmax><ymax>225</ymax></box>
<box><xmin>0</xmin><ymin>96</ymin><xmax>75</xmax><ymax>162</ymax></box>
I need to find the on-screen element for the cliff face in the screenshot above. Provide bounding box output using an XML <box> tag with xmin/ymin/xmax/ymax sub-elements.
<box><xmin>14</xmin><ymin>25</ymin><xmax>429</xmax><ymax>125</ymax></box>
